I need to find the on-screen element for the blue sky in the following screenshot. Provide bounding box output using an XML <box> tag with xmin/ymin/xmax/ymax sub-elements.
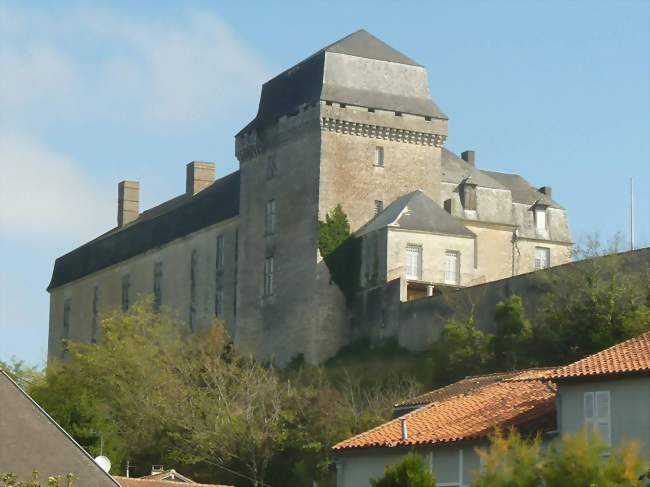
<box><xmin>1</xmin><ymin>0</ymin><xmax>649</xmax><ymax>366</ymax></box>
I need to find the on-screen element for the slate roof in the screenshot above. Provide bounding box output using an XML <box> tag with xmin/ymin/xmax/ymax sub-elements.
<box><xmin>0</xmin><ymin>370</ymin><xmax>120</xmax><ymax>486</ymax></box>
<box><xmin>440</xmin><ymin>149</ymin><xmax>508</xmax><ymax>190</ymax></box>
<box><xmin>333</xmin><ymin>379</ymin><xmax>556</xmax><ymax>451</ymax></box>
<box><xmin>543</xmin><ymin>330</ymin><xmax>650</xmax><ymax>380</ymax></box>
<box><xmin>238</xmin><ymin>30</ymin><xmax>446</xmax><ymax>135</ymax></box>
<box><xmin>482</xmin><ymin>170</ymin><xmax>561</xmax><ymax>209</ymax></box>
<box><xmin>48</xmin><ymin>171</ymin><xmax>240</xmax><ymax>291</ymax></box>
<box><xmin>355</xmin><ymin>190</ymin><xmax>474</xmax><ymax>238</ymax></box>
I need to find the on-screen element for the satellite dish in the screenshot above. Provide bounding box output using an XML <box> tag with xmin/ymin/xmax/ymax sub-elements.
<box><xmin>94</xmin><ymin>455</ymin><xmax>111</xmax><ymax>473</ymax></box>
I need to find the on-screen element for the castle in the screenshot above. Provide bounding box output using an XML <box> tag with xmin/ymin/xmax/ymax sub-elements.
<box><xmin>47</xmin><ymin>30</ymin><xmax>572</xmax><ymax>365</ymax></box>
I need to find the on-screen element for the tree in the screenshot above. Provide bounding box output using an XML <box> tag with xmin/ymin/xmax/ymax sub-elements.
<box><xmin>473</xmin><ymin>429</ymin><xmax>648</xmax><ymax>487</ymax></box>
<box><xmin>0</xmin><ymin>472</ymin><xmax>74</xmax><ymax>487</ymax></box>
<box><xmin>0</xmin><ymin>358</ymin><xmax>43</xmax><ymax>390</ymax></box>
<box><xmin>318</xmin><ymin>204</ymin><xmax>351</xmax><ymax>258</ymax></box>
<box><xmin>490</xmin><ymin>296</ymin><xmax>531</xmax><ymax>370</ymax></box>
<box><xmin>370</xmin><ymin>452</ymin><xmax>437</xmax><ymax>487</ymax></box>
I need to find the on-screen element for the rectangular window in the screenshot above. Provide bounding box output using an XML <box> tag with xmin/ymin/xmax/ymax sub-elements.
<box><xmin>216</xmin><ymin>235</ymin><xmax>225</xmax><ymax>271</ymax></box>
<box><xmin>266</xmin><ymin>157</ymin><xmax>277</xmax><ymax>179</ymax></box>
<box><xmin>461</xmin><ymin>183</ymin><xmax>477</xmax><ymax>211</ymax></box>
<box><xmin>535</xmin><ymin>207</ymin><xmax>547</xmax><ymax>231</ymax></box>
<box><xmin>189</xmin><ymin>250</ymin><xmax>197</xmax><ymax>330</ymax></box>
<box><xmin>153</xmin><ymin>262</ymin><xmax>163</xmax><ymax>309</ymax></box>
<box><xmin>62</xmin><ymin>298</ymin><xmax>71</xmax><ymax>338</ymax></box>
<box><xmin>405</xmin><ymin>245</ymin><xmax>422</xmax><ymax>280</ymax></box>
<box><xmin>265</xmin><ymin>199</ymin><xmax>276</xmax><ymax>236</ymax></box>
<box><xmin>121</xmin><ymin>274</ymin><xmax>130</xmax><ymax>311</ymax></box>
<box><xmin>264</xmin><ymin>257</ymin><xmax>274</xmax><ymax>297</ymax></box>
<box><xmin>584</xmin><ymin>391</ymin><xmax>611</xmax><ymax>445</ymax></box>
<box><xmin>445</xmin><ymin>251</ymin><xmax>460</xmax><ymax>285</ymax></box>
<box><xmin>534</xmin><ymin>247</ymin><xmax>550</xmax><ymax>270</ymax></box>
<box><xmin>374</xmin><ymin>146</ymin><xmax>384</xmax><ymax>167</ymax></box>
<box><xmin>374</xmin><ymin>200</ymin><xmax>384</xmax><ymax>215</ymax></box>
<box><xmin>215</xmin><ymin>287</ymin><xmax>224</xmax><ymax>318</ymax></box>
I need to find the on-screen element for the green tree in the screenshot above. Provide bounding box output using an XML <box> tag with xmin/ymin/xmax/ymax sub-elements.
<box><xmin>0</xmin><ymin>472</ymin><xmax>74</xmax><ymax>487</ymax></box>
<box><xmin>370</xmin><ymin>452</ymin><xmax>437</xmax><ymax>487</ymax></box>
<box><xmin>318</xmin><ymin>204</ymin><xmax>350</xmax><ymax>258</ymax></box>
<box><xmin>490</xmin><ymin>296</ymin><xmax>531</xmax><ymax>370</ymax></box>
<box><xmin>431</xmin><ymin>319</ymin><xmax>491</xmax><ymax>386</ymax></box>
<box><xmin>0</xmin><ymin>358</ymin><xmax>43</xmax><ymax>390</ymax></box>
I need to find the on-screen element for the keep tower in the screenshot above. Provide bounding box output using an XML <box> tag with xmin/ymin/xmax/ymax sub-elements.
<box><xmin>234</xmin><ymin>30</ymin><xmax>448</xmax><ymax>364</ymax></box>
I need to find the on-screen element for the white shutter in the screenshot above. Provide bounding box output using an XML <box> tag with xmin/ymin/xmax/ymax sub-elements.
<box><xmin>584</xmin><ymin>392</ymin><xmax>595</xmax><ymax>421</ymax></box>
<box><xmin>595</xmin><ymin>391</ymin><xmax>611</xmax><ymax>445</ymax></box>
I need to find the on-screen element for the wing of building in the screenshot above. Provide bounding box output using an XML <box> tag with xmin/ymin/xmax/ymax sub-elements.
<box><xmin>47</xmin><ymin>29</ymin><xmax>572</xmax><ymax>365</ymax></box>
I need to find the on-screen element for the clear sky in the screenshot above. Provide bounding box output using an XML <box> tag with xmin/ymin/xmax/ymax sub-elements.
<box><xmin>1</xmin><ymin>0</ymin><xmax>649</xmax><ymax>366</ymax></box>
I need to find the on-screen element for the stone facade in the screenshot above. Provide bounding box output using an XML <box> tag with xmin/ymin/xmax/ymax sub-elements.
<box><xmin>47</xmin><ymin>30</ymin><xmax>572</xmax><ymax>365</ymax></box>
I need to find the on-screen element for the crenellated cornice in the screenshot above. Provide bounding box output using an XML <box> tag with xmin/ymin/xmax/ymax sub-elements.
<box><xmin>320</xmin><ymin>117</ymin><xmax>447</xmax><ymax>147</ymax></box>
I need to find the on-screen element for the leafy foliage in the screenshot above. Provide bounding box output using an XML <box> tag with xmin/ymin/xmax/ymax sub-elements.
<box><xmin>318</xmin><ymin>204</ymin><xmax>350</xmax><ymax>258</ymax></box>
<box><xmin>0</xmin><ymin>358</ymin><xmax>43</xmax><ymax>390</ymax></box>
<box><xmin>0</xmin><ymin>472</ymin><xmax>74</xmax><ymax>487</ymax></box>
<box><xmin>474</xmin><ymin>429</ymin><xmax>647</xmax><ymax>487</ymax></box>
<box><xmin>370</xmin><ymin>452</ymin><xmax>437</xmax><ymax>487</ymax></box>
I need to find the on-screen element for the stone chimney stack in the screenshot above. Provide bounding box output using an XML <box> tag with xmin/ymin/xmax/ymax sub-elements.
<box><xmin>117</xmin><ymin>181</ymin><xmax>139</xmax><ymax>227</ymax></box>
<box><xmin>539</xmin><ymin>186</ymin><xmax>552</xmax><ymax>199</ymax></box>
<box><xmin>186</xmin><ymin>161</ymin><xmax>215</xmax><ymax>196</ymax></box>
<box><xmin>461</xmin><ymin>150</ymin><xmax>475</xmax><ymax>167</ymax></box>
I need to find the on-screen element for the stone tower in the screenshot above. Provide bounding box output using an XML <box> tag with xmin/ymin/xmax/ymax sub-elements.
<box><xmin>234</xmin><ymin>30</ymin><xmax>448</xmax><ymax>364</ymax></box>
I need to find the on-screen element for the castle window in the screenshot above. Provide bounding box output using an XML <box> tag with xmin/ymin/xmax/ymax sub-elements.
<box><xmin>374</xmin><ymin>146</ymin><xmax>384</xmax><ymax>167</ymax></box>
<box><xmin>121</xmin><ymin>274</ymin><xmax>130</xmax><ymax>311</ymax></box>
<box><xmin>535</xmin><ymin>206</ymin><xmax>548</xmax><ymax>231</ymax></box>
<box><xmin>445</xmin><ymin>251</ymin><xmax>460</xmax><ymax>285</ymax></box>
<box><xmin>153</xmin><ymin>262</ymin><xmax>163</xmax><ymax>310</ymax></box>
<box><xmin>534</xmin><ymin>247</ymin><xmax>550</xmax><ymax>270</ymax></box>
<box><xmin>215</xmin><ymin>287</ymin><xmax>224</xmax><ymax>318</ymax></box>
<box><xmin>62</xmin><ymin>298</ymin><xmax>71</xmax><ymax>338</ymax></box>
<box><xmin>265</xmin><ymin>199</ymin><xmax>276</xmax><ymax>236</ymax></box>
<box><xmin>374</xmin><ymin>200</ymin><xmax>384</xmax><ymax>215</ymax></box>
<box><xmin>425</xmin><ymin>116</ymin><xmax>432</xmax><ymax>121</ymax></box>
<box><xmin>267</xmin><ymin>157</ymin><xmax>277</xmax><ymax>179</ymax></box>
<box><xmin>325</xmin><ymin>100</ymin><xmax>333</xmax><ymax>106</ymax></box>
<box><xmin>189</xmin><ymin>250</ymin><xmax>197</xmax><ymax>330</ymax></box>
<box><xmin>264</xmin><ymin>257</ymin><xmax>275</xmax><ymax>297</ymax></box>
<box><xmin>368</xmin><ymin>108</ymin><xmax>375</xmax><ymax>113</ymax></box>
<box><xmin>406</xmin><ymin>245</ymin><xmax>422</xmax><ymax>280</ymax></box>
<box><xmin>339</xmin><ymin>103</ymin><xmax>347</xmax><ymax>108</ymax></box>
<box><xmin>395</xmin><ymin>111</ymin><xmax>402</xmax><ymax>117</ymax></box>
<box><xmin>216</xmin><ymin>235</ymin><xmax>225</xmax><ymax>270</ymax></box>
<box><xmin>460</xmin><ymin>183</ymin><xmax>477</xmax><ymax>211</ymax></box>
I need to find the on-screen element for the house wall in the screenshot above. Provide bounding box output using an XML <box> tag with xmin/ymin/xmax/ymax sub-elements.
<box><xmin>48</xmin><ymin>218</ymin><xmax>238</xmax><ymax>362</ymax></box>
<box><xmin>557</xmin><ymin>376</ymin><xmax>650</xmax><ymax>459</ymax></box>
<box><xmin>335</xmin><ymin>442</ymin><xmax>484</xmax><ymax>487</ymax></box>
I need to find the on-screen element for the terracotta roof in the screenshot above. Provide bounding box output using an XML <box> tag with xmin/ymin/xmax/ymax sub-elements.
<box><xmin>114</xmin><ymin>476</ymin><xmax>231</xmax><ymax>487</ymax></box>
<box><xmin>333</xmin><ymin>379</ymin><xmax>556</xmax><ymax>451</ymax></box>
<box><xmin>544</xmin><ymin>330</ymin><xmax>650</xmax><ymax>380</ymax></box>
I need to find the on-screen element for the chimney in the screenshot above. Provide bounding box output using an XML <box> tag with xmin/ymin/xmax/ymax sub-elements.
<box><xmin>539</xmin><ymin>186</ymin><xmax>552</xmax><ymax>199</ymax></box>
<box><xmin>400</xmin><ymin>417</ymin><xmax>408</xmax><ymax>440</ymax></box>
<box><xmin>186</xmin><ymin>161</ymin><xmax>215</xmax><ymax>196</ymax></box>
<box><xmin>461</xmin><ymin>150</ymin><xmax>475</xmax><ymax>167</ymax></box>
<box><xmin>117</xmin><ymin>181</ymin><xmax>139</xmax><ymax>227</ymax></box>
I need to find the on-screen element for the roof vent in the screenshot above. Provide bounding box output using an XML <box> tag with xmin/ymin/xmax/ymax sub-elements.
<box><xmin>400</xmin><ymin>417</ymin><xmax>408</xmax><ymax>440</ymax></box>
<box><xmin>461</xmin><ymin>150</ymin><xmax>475</xmax><ymax>167</ymax></box>
<box><xmin>186</xmin><ymin>161</ymin><xmax>215</xmax><ymax>196</ymax></box>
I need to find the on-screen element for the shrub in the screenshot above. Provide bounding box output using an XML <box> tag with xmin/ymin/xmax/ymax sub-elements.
<box><xmin>370</xmin><ymin>452</ymin><xmax>437</xmax><ymax>487</ymax></box>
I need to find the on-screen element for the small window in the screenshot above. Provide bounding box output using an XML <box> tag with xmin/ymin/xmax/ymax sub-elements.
<box><xmin>406</xmin><ymin>245</ymin><xmax>422</xmax><ymax>280</ymax></box>
<box><xmin>460</xmin><ymin>183</ymin><xmax>477</xmax><ymax>211</ymax></box>
<box><xmin>325</xmin><ymin>100</ymin><xmax>333</xmax><ymax>106</ymax></box>
<box><xmin>216</xmin><ymin>235</ymin><xmax>225</xmax><ymax>270</ymax></box>
<box><xmin>215</xmin><ymin>287</ymin><xmax>224</xmax><ymax>318</ymax></box>
<box><xmin>153</xmin><ymin>262</ymin><xmax>163</xmax><ymax>309</ymax></box>
<box><xmin>339</xmin><ymin>103</ymin><xmax>347</xmax><ymax>108</ymax></box>
<box><xmin>535</xmin><ymin>206</ymin><xmax>548</xmax><ymax>231</ymax></box>
<box><xmin>425</xmin><ymin>116</ymin><xmax>432</xmax><ymax>121</ymax></box>
<box><xmin>92</xmin><ymin>286</ymin><xmax>99</xmax><ymax>339</ymax></box>
<box><xmin>121</xmin><ymin>274</ymin><xmax>130</xmax><ymax>311</ymax></box>
<box><xmin>62</xmin><ymin>298</ymin><xmax>71</xmax><ymax>338</ymax></box>
<box><xmin>584</xmin><ymin>391</ymin><xmax>611</xmax><ymax>445</ymax></box>
<box><xmin>266</xmin><ymin>157</ymin><xmax>277</xmax><ymax>179</ymax></box>
<box><xmin>395</xmin><ymin>111</ymin><xmax>402</xmax><ymax>117</ymax></box>
<box><xmin>265</xmin><ymin>200</ymin><xmax>276</xmax><ymax>236</ymax></box>
<box><xmin>374</xmin><ymin>146</ymin><xmax>384</xmax><ymax>167</ymax></box>
<box><xmin>445</xmin><ymin>251</ymin><xmax>460</xmax><ymax>285</ymax></box>
<box><xmin>534</xmin><ymin>247</ymin><xmax>550</xmax><ymax>270</ymax></box>
<box><xmin>264</xmin><ymin>257</ymin><xmax>275</xmax><ymax>297</ymax></box>
<box><xmin>374</xmin><ymin>200</ymin><xmax>384</xmax><ymax>215</ymax></box>
<box><xmin>368</xmin><ymin>107</ymin><xmax>375</xmax><ymax>113</ymax></box>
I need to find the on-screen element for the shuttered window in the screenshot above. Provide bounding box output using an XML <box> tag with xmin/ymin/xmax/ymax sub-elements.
<box><xmin>584</xmin><ymin>391</ymin><xmax>611</xmax><ymax>446</ymax></box>
<box><xmin>406</xmin><ymin>245</ymin><xmax>422</xmax><ymax>280</ymax></box>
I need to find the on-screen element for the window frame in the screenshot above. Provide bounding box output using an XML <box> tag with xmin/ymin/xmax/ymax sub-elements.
<box><xmin>584</xmin><ymin>390</ymin><xmax>611</xmax><ymax>446</ymax></box>
<box><xmin>215</xmin><ymin>287</ymin><xmax>224</xmax><ymax>318</ymax></box>
<box><xmin>534</xmin><ymin>246</ymin><xmax>550</xmax><ymax>270</ymax></box>
<box><xmin>153</xmin><ymin>261</ymin><xmax>163</xmax><ymax>309</ymax></box>
<box><xmin>374</xmin><ymin>199</ymin><xmax>384</xmax><ymax>215</ymax></box>
<box><xmin>121</xmin><ymin>274</ymin><xmax>131</xmax><ymax>311</ymax></box>
<box><xmin>374</xmin><ymin>146</ymin><xmax>385</xmax><ymax>167</ymax></box>
<box><xmin>264</xmin><ymin>256</ymin><xmax>275</xmax><ymax>297</ymax></box>
<box><xmin>405</xmin><ymin>244</ymin><xmax>423</xmax><ymax>280</ymax></box>
<box><xmin>265</xmin><ymin>199</ymin><xmax>277</xmax><ymax>236</ymax></box>
<box><xmin>445</xmin><ymin>250</ymin><xmax>461</xmax><ymax>285</ymax></box>
<box><xmin>535</xmin><ymin>205</ymin><xmax>548</xmax><ymax>231</ymax></box>
<box><xmin>216</xmin><ymin>235</ymin><xmax>225</xmax><ymax>271</ymax></box>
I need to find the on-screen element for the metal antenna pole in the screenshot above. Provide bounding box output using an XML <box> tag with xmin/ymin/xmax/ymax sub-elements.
<box><xmin>630</xmin><ymin>177</ymin><xmax>635</xmax><ymax>251</ymax></box>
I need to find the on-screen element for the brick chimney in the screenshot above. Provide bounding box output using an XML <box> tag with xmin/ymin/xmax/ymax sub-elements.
<box><xmin>117</xmin><ymin>181</ymin><xmax>139</xmax><ymax>227</ymax></box>
<box><xmin>186</xmin><ymin>161</ymin><xmax>215</xmax><ymax>196</ymax></box>
<box><xmin>539</xmin><ymin>186</ymin><xmax>552</xmax><ymax>199</ymax></box>
<box><xmin>461</xmin><ymin>150</ymin><xmax>475</xmax><ymax>167</ymax></box>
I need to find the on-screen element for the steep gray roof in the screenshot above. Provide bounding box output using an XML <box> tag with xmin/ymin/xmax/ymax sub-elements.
<box><xmin>482</xmin><ymin>170</ymin><xmax>562</xmax><ymax>209</ymax></box>
<box><xmin>0</xmin><ymin>370</ymin><xmax>120</xmax><ymax>486</ymax></box>
<box><xmin>356</xmin><ymin>190</ymin><xmax>474</xmax><ymax>238</ymax></box>
<box><xmin>441</xmin><ymin>149</ymin><xmax>508</xmax><ymax>190</ymax></box>
<box><xmin>48</xmin><ymin>171</ymin><xmax>240</xmax><ymax>291</ymax></box>
<box><xmin>238</xmin><ymin>30</ymin><xmax>446</xmax><ymax>134</ymax></box>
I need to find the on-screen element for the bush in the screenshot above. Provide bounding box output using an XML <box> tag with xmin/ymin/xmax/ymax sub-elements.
<box><xmin>370</xmin><ymin>452</ymin><xmax>437</xmax><ymax>487</ymax></box>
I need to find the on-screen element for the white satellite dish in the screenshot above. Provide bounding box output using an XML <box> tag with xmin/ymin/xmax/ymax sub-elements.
<box><xmin>94</xmin><ymin>455</ymin><xmax>111</xmax><ymax>473</ymax></box>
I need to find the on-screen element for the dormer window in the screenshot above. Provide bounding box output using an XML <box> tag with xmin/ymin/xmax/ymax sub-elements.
<box><xmin>460</xmin><ymin>182</ymin><xmax>477</xmax><ymax>211</ymax></box>
<box><xmin>534</xmin><ymin>204</ymin><xmax>548</xmax><ymax>231</ymax></box>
